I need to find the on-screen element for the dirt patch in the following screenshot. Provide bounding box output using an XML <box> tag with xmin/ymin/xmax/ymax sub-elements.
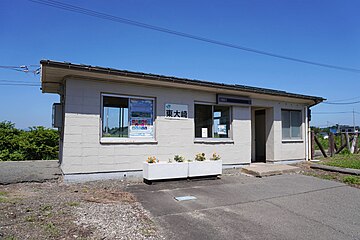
<box><xmin>295</xmin><ymin>161</ymin><xmax>360</xmax><ymax>189</ymax></box>
<box><xmin>0</xmin><ymin>179</ymin><xmax>164</xmax><ymax>240</ymax></box>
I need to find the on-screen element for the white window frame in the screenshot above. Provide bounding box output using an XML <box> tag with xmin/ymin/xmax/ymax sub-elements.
<box><xmin>100</xmin><ymin>93</ymin><xmax>156</xmax><ymax>144</ymax></box>
<box><xmin>194</xmin><ymin>102</ymin><xmax>233</xmax><ymax>143</ymax></box>
<box><xmin>281</xmin><ymin>109</ymin><xmax>303</xmax><ymax>141</ymax></box>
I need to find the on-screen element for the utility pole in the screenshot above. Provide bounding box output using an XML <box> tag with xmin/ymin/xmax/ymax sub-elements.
<box><xmin>353</xmin><ymin>108</ymin><xmax>356</xmax><ymax>133</ymax></box>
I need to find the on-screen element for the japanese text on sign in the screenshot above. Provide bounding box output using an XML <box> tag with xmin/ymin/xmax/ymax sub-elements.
<box><xmin>165</xmin><ymin>103</ymin><xmax>188</xmax><ymax>119</ymax></box>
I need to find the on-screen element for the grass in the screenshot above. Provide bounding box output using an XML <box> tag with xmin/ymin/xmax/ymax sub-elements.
<box><xmin>40</xmin><ymin>205</ymin><xmax>53</xmax><ymax>211</ymax></box>
<box><xmin>0</xmin><ymin>191</ymin><xmax>8</xmax><ymax>196</ymax></box>
<box><xmin>25</xmin><ymin>215</ymin><xmax>36</xmax><ymax>222</ymax></box>
<box><xmin>320</xmin><ymin>154</ymin><xmax>360</xmax><ymax>170</ymax></box>
<box><xmin>342</xmin><ymin>176</ymin><xmax>360</xmax><ymax>184</ymax></box>
<box><xmin>44</xmin><ymin>222</ymin><xmax>60</xmax><ymax>237</ymax></box>
<box><xmin>3</xmin><ymin>236</ymin><xmax>17</xmax><ymax>240</ymax></box>
<box><xmin>0</xmin><ymin>191</ymin><xmax>19</xmax><ymax>204</ymax></box>
<box><xmin>67</xmin><ymin>201</ymin><xmax>80</xmax><ymax>207</ymax></box>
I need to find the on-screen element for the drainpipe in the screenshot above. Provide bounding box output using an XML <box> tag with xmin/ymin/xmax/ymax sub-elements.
<box><xmin>306</xmin><ymin>99</ymin><xmax>324</xmax><ymax>160</ymax></box>
<box><xmin>305</xmin><ymin>106</ymin><xmax>309</xmax><ymax>161</ymax></box>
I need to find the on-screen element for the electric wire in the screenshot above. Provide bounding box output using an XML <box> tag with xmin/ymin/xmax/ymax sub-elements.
<box><xmin>0</xmin><ymin>80</ymin><xmax>39</xmax><ymax>83</ymax></box>
<box><xmin>312</xmin><ymin>111</ymin><xmax>360</xmax><ymax>114</ymax></box>
<box><xmin>322</xmin><ymin>100</ymin><xmax>360</xmax><ymax>105</ymax></box>
<box><xmin>0</xmin><ymin>65</ymin><xmax>41</xmax><ymax>74</ymax></box>
<box><xmin>29</xmin><ymin>0</ymin><xmax>360</xmax><ymax>73</ymax></box>
<box><xmin>326</xmin><ymin>96</ymin><xmax>360</xmax><ymax>102</ymax></box>
<box><xmin>0</xmin><ymin>83</ymin><xmax>40</xmax><ymax>86</ymax></box>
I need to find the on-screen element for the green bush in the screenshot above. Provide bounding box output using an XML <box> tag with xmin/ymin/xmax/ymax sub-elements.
<box><xmin>0</xmin><ymin>121</ymin><xmax>59</xmax><ymax>161</ymax></box>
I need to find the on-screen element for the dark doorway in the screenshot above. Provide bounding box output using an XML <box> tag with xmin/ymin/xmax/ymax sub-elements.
<box><xmin>254</xmin><ymin>110</ymin><xmax>266</xmax><ymax>162</ymax></box>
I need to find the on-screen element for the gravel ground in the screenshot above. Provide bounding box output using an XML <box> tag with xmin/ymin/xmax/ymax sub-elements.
<box><xmin>0</xmin><ymin>178</ymin><xmax>165</xmax><ymax>240</ymax></box>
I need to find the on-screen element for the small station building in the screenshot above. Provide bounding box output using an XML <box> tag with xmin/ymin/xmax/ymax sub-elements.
<box><xmin>40</xmin><ymin>60</ymin><xmax>324</xmax><ymax>179</ymax></box>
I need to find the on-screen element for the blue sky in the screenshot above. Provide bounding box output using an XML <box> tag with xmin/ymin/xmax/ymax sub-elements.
<box><xmin>0</xmin><ymin>0</ymin><xmax>359</xmax><ymax>129</ymax></box>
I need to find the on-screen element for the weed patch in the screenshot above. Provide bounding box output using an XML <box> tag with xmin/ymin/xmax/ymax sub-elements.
<box><xmin>44</xmin><ymin>222</ymin><xmax>60</xmax><ymax>237</ymax></box>
<box><xmin>67</xmin><ymin>201</ymin><xmax>80</xmax><ymax>207</ymax></box>
<box><xmin>342</xmin><ymin>176</ymin><xmax>360</xmax><ymax>185</ymax></box>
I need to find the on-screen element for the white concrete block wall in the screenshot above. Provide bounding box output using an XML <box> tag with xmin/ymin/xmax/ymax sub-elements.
<box><xmin>60</xmin><ymin>78</ymin><xmax>307</xmax><ymax>174</ymax></box>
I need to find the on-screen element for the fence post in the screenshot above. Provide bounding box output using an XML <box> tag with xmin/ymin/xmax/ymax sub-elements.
<box><xmin>311</xmin><ymin>131</ymin><xmax>315</xmax><ymax>160</ymax></box>
<box><xmin>346</xmin><ymin>132</ymin><xmax>351</xmax><ymax>151</ymax></box>
<box><xmin>340</xmin><ymin>133</ymin><xmax>344</xmax><ymax>146</ymax></box>
<box><xmin>329</xmin><ymin>133</ymin><xmax>335</xmax><ymax>157</ymax></box>
<box><xmin>315</xmin><ymin>135</ymin><xmax>327</xmax><ymax>158</ymax></box>
<box><xmin>351</xmin><ymin>133</ymin><xmax>358</xmax><ymax>154</ymax></box>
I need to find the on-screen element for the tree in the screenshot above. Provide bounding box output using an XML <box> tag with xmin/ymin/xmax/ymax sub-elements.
<box><xmin>0</xmin><ymin>121</ymin><xmax>59</xmax><ymax>161</ymax></box>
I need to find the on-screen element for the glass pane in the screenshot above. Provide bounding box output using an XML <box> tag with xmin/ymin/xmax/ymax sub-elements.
<box><xmin>195</xmin><ymin>104</ymin><xmax>212</xmax><ymax>138</ymax></box>
<box><xmin>129</xmin><ymin>99</ymin><xmax>154</xmax><ymax>138</ymax></box>
<box><xmin>282</xmin><ymin>110</ymin><xmax>290</xmax><ymax>139</ymax></box>
<box><xmin>103</xmin><ymin>96</ymin><xmax>128</xmax><ymax>137</ymax></box>
<box><xmin>213</xmin><ymin>106</ymin><xmax>230</xmax><ymax>138</ymax></box>
<box><xmin>291</xmin><ymin>111</ymin><xmax>302</xmax><ymax>138</ymax></box>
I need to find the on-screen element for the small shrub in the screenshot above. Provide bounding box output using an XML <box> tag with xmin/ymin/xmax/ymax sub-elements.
<box><xmin>210</xmin><ymin>152</ymin><xmax>221</xmax><ymax>160</ymax></box>
<box><xmin>174</xmin><ymin>155</ymin><xmax>185</xmax><ymax>162</ymax></box>
<box><xmin>195</xmin><ymin>153</ymin><xmax>206</xmax><ymax>161</ymax></box>
<box><xmin>146</xmin><ymin>156</ymin><xmax>158</xmax><ymax>163</ymax></box>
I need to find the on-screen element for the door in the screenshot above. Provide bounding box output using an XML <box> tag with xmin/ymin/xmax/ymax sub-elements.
<box><xmin>254</xmin><ymin>110</ymin><xmax>266</xmax><ymax>162</ymax></box>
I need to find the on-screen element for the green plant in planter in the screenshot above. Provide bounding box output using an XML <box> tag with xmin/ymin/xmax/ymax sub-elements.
<box><xmin>195</xmin><ymin>152</ymin><xmax>206</xmax><ymax>161</ymax></box>
<box><xmin>174</xmin><ymin>155</ymin><xmax>185</xmax><ymax>162</ymax></box>
<box><xmin>147</xmin><ymin>156</ymin><xmax>158</xmax><ymax>163</ymax></box>
<box><xmin>210</xmin><ymin>152</ymin><xmax>221</xmax><ymax>160</ymax></box>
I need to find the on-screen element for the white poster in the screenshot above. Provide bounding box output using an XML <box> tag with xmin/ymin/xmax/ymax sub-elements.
<box><xmin>217</xmin><ymin>125</ymin><xmax>227</xmax><ymax>135</ymax></box>
<box><xmin>165</xmin><ymin>103</ymin><xmax>188</xmax><ymax>119</ymax></box>
<box><xmin>201</xmin><ymin>128</ymin><xmax>208</xmax><ymax>138</ymax></box>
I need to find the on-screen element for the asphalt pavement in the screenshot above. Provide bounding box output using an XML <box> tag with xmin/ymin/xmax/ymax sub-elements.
<box><xmin>0</xmin><ymin>160</ymin><xmax>61</xmax><ymax>184</ymax></box>
<box><xmin>128</xmin><ymin>173</ymin><xmax>360</xmax><ymax>240</ymax></box>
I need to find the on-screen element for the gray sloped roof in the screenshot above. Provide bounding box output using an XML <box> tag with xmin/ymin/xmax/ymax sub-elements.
<box><xmin>40</xmin><ymin>60</ymin><xmax>325</xmax><ymax>103</ymax></box>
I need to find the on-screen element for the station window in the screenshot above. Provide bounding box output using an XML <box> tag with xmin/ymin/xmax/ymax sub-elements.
<box><xmin>195</xmin><ymin>104</ymin><xmax>230</xmax><ymax>138</ymax></box>
<box><xmin>282</xmin><ymin>109</ymin><xmax>302</xmax><ymax>140</ymax></box>
<box><xmin>102</xmin><ymin>95</ymin><xmax>154</xmax><ymax>138</ymax></box>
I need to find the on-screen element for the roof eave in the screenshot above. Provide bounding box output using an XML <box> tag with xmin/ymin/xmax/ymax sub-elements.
<box><xmin>40</xmin><ymin>60</ymin><xmax>325</xmax><ymax>104</ymax></box>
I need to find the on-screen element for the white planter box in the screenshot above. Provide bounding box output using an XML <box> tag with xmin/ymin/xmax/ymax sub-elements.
<box><xmin>188</xmin><ymin>160</ymin><xmax>222</xmax><ymax>177</ymax></box>
<box><xmin>143</xmin><ymin>162</ymin><xmax>188</xmax><ymax>180</ymax></box>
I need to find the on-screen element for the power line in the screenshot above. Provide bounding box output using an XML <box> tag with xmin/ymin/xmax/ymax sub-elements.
<box><xmin>323</xmin><ymin>100</ymin><xmax>360</xmax><ymax>105</ymax></box>
<box><xmin>29</xmin><ymin>0</ymin><xmax>360</xmax><ymax>74</ymax></box>
<box><xmin>312</xmin><ymin>111</ymin><xmax>357</xmax><ymax>114</ymax></box>
<box><xmin>0</xmin><ymin>83</ymin><xmax>40</xmax><ymax>86</ymax></box>
<box><xmin>0</xmin><ymin>65</ymin><xmax>41</xmax><ymax>74</ymax></box>
<box><xmin>0</xmin><ymin>66</ymin><xmax>23</xmax><ymax>69</ymax></box>
<box><xmin>0</xmin><ymin>80</ymin><xmax>39</xmax><ymax>83</ymax></box>
<box><xmin>326</xmin><ymin>95</ymin><xmax>360</xmax><ymax>102</ymax></box>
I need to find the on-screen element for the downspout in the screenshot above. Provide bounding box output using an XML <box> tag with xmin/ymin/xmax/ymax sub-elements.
<box><xmin>306</xmin><ymin>99</ymin><xmax>324</xmax><ymax>160</ymax></box>
<box><xmin>305</xmin><ymin>106</ymin><xmax>309</xmax><ymax>161</ymax></box>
